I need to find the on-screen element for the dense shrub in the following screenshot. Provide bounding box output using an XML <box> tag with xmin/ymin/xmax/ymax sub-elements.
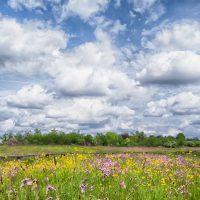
<box><xmin>0</xmin><ymin>129</ymin><xmax>199</xmax><ymax>147</ymax></box>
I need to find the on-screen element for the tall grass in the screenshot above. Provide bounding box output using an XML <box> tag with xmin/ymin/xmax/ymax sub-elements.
<box><xmin>0</xmin><ymin>151</ymin><xmax>199</xmax><ymax>199</ymax></box>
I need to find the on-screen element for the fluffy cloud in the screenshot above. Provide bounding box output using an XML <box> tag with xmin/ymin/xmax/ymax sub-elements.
<box><xmin>0</xmin><ymin>119</ymin><xmax>15</xmax><ymax>132</ymax></box>
<box><xmin>89</xmin><ymin>17</ymin><xmax>127</xmax><ymax>36</ymax></box>
<box><xmin>0</xmin><ymin>92</ymin><xmax>135</xmax><ymax>132</ymax></box>
<box><xmin>5</xmin><ymin>85</ymin><xmax>53</xmax><ymax>109</ymax></box>
<box><xmin>143</xmin><ymin>21</ymin><xmax>200</xmax><ymax>52</ymax></box>
<box><xmin>0</xmin><ymin>107</ymin><xmax>15</xmax><ymax>121</ymax></box>
<box><xmin>7</xmin><ymin>0</ymin><xmax>61</xmax><ymax>11</ymax></box>
<box><xmin>59</xmin><ymin>0</ymin><xmax>109</xmax><ymax>21</ymax></box>
<box><xmin>137</xmin><ymin>21</ymin><xmax>200</xmax><ymax>85</ymax></box>
<box><xmin>166</xmin><ymin>128</ymin><xmax>182</xmax><ymax>137</ymax></box>
<box><xmin>45</xmin><ymin>98</ymin><xmax>134</xmax><ymax>132</ymax></box>
<box><xmin>8</xmin><ymin>0</ymin><xmax>45</xmax><ymax>10</ymax></box>
<box><xmin>0</xmin><ymin>17</ymin><xmax>67</xmax><ymax>75</ymax></box>
<box><xmin>7</xmin><ymin>0</ymin><xmax>110</xmax><ymax>24</ymax></box>
<box><xmin>129</xmin><ymin>0</ymin><xmax>165</xmax><ymax>22</ymax></box>
<box><xmin>0</xmin><ymin>18</ymin><xmax>67</xmax><ymax>55</ymax></box>
<box><xmin>0</xmin><ymin>16</ymin><xmax>139</xmax><ymax>100</ymax></box>
<box><xmin>51</xmin><ymin>52</ymin><xmax>139</xmax><ymax>99</ymax></box>
<box><xmin>54</xmin><ymin>67</ymin><xmax>134</xmax><ymax>97</ymax></box>
<box><xmin>110</xmin><ymin>20</ymin><xmax>127</xmax><ymax>34</ymax></box>
<box><xmin>0</xmin><ymin>14</ymin><xmax>154</xmax><ymax>133</ymax></box>
<box><xmin>14</xmin><ymin>113</ymin><xmax>46</xmax><ymax>128</ymax></box>
<box><xmin>0</xmin><ymin>15</ymin><xmax>145</xmax><ymax>133</ymax></box>
<box><xmin>130</xmin><ymin>0</ymin><xmax>157</xmax><ymax>13</ymax></box>
<box><xmin>136</xmin><ymin>51</ymin><xmax>200</xmax><ymax>84</ymax></box>
<box><xmin>45</xmin><ymin>98</ymin><xmax>134</xmax><ymax>123</ymax></box>
<box><xmin>144</xmin><ymin>92</ymin><xmax>200</xmax><ymax>117</ymax></box>
<box><xmin>46</xmin><ymin>29</ymin><xmax>147</xmax><ymax>101</ymax></box>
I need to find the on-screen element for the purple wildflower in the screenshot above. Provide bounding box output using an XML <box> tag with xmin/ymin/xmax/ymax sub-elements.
<box><xmin>99</xmin><ymin>166</ymin><xmax>111</xmax><ymax>177</ymax></box>
<box><xmin>80</xmin><ymin>183</ymin><xmax>86</xmax><ymax>193</ymax></box>
<box><xmin>7</xmin><ymin>188</ymin><xmax>15</xmax><ymax>194</ymax></box>
<box><xmin>46</xmin><ymin>185</ymin><xmax>56</xmax><ymax>193</ymax></box>
<box><xmin>21</xmin><ymin>178</ymin><xmax>30</xmax><ymax>184</ymax></box>
<box><xmin>119</xmin><ymin>180</ymin><xmax>126</xmax><ymax>189</ymax></box>
<box><xmin>26</xmin><ymin>181</ymin><xmax>33</xmax><ymax>186</ymax></box>
<box><xmin>33</xmin><ymin>178</ymin><xmax>38</xmax><ymax>184</ymax></box>
<box><xmin>176</xmin><ymin>156</ymin><xmax>185</xmax><ymax>165</ymax></box>
<box><xmin>178</xmin><ymin>185</ymin><xmax>189</xmax><ymax>195</ymax></box>
<box><xmin>10</xmin><ymin>170</ymin><xmax>16</xmax><ymax>177</ymax></box>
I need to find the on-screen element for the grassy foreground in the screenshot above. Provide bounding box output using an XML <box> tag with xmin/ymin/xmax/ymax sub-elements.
<box><xmin>0</xmin><ymin>150</ymin><xmax>199</xmax><ymax>200</ymax></box>
<box><xmin>0</xmin><ymin>146</ymin><xmax>200</xmax><ymax>199</ymax></box>
<box><xmin>0</xmin><ymin>145</ymin><xmax>200</xmax><ymax>156</ymax></box>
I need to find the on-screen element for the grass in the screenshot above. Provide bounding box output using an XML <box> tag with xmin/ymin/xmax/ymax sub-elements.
<box><xmin>0</xmin><ymin>151</ymin><xmax>199</xmax><ymax>200</ymax></box>
<box><xmin>0</xmin><ymin>145</ymin><xmax>200</xmax><ymax>157</ymax></box>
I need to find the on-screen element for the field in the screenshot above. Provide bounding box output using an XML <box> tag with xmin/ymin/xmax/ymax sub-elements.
<box><xmin>0</xmin><ymin>146</ymin><xmax>200</xmax><ymax>199</ymax></box>
<box><xmin>0</xmin><ymin>145</ymin><xmax>200</xmax><ymax>156</ymax></box>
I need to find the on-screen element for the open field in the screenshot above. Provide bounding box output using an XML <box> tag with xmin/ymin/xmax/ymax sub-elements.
<box><xmin>0</xmin><ymin>146</ymin><xmax>200</xmax><ymax>199</ymax></box>
<box><xmin>0</xmin><ymin>145</ymin><xmax>200</xmax><ymax>157</ymax></box>
<box><xmin>0</xmin><ymin>148</ymin><xmax>199</xmax><ymax>200</ymax></box>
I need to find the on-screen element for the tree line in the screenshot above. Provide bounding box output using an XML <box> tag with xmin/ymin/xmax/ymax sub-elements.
<box><xmin>0</xmin><ymin>129</ymin><xmax>199</xmax><ymax>147</ymax></box>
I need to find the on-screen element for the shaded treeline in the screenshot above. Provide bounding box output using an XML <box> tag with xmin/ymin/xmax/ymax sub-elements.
<box><xmin>0</xmin><ymin>129</ymin><xmax>200</xmax><ymax>147</ymax></box>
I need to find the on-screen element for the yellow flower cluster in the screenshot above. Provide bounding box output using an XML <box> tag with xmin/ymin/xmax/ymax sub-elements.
<box><xmin>0</xmin><ymin>152</ymin><xmax>199</xmax><ymax>199</ymax></box>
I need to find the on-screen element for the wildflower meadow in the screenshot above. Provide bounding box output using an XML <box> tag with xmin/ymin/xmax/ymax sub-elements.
<box><xmin>0</xmin><ymin>150</ymin><xmax>199</xmax><ymax>200</ymax></box>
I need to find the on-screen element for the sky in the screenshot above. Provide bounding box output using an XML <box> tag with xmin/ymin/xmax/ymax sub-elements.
<box><xmin>0</xmin><ymin>0</ymin><xmax>200</xmax><ymax>137</ymax></box>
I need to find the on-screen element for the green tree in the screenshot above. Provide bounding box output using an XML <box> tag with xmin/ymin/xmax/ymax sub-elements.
<box><xmin>105</xmin><ymin>132</ymin><xmax>120</xmax><ymax>146</ymax></box>
<box><xmin>84</xmin><ymin>134</ymin><xmax>95</xmax><ymax>145</ymax></box>
<box><xmin>176</xmin><ymin>133</ymin><xmax>185</xmax><ymax>146</ymax></box>
<box><xmin>95</xmin><ymin>133</ymin><xmax>108</xmax><ymax>146</ymax></box>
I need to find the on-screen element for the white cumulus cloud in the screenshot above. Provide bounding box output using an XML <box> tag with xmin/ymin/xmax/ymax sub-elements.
<box><xmin>0</xmin><ymin>17</ymin><xmax>67</xmax><ymax>75</ymax></box>
<box><xmin>136</xmin><ymin>51</ymin><xmax>200</xmax><ymax>84</ymax></box>
<box><xmin>5</xmin><ymin>85</ymin><xmax>54</xmax><ymax>109</ymax></box>
<box><xmin>143</xmin><ymin>21</ymin><xmax>200</xmax><ymax>52</ymax></box>
<box><xmin>144</xmin><ymin>92</ymin><xmax>200</xmax><ymax>117</ymax></box>
<box><xmin>58</xmin><ymin>0</ymin><xmax>109</xmax><ymax>21</ymax></box>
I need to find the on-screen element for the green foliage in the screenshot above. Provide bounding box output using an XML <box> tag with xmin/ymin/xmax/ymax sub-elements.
<box><xmin>163</xmin><ymin>140</ymin><xmax>177</xmax><ymax>148</ymax></box>
<box><xmin>0</xmin><ymin>153</ymin><xmax>199</xmax><ymax>200</ymax></box>
<box><xmin>95</xmin><ymin>133</ymin><xmax>108</xmax><ymax>146</ymax></box>
<box><xmin>0</xmin><ymin>130</ymin><xmax>199</xmax><ymax>147</ymax></box>
<box><xmin>105</xmin><ymin>132</ymin><xmax>121</xmax><ymax>146</ymax></box>
<box><xmin>176</xmin><ymin>133</ymin><xmax>186</xmax><ymax>146</ymax></box>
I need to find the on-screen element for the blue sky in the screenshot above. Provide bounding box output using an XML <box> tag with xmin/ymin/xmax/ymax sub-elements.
<box><xmin>0</xmin><ymin>0</ymin><xmax>200</xmax><ymax>137</ymax></box>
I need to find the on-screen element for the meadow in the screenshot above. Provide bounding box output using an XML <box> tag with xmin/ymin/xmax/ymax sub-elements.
<box><xmin>0</xmin><ymin>146</ymin><xmax>199</xmax><ymax>200</ymax></box>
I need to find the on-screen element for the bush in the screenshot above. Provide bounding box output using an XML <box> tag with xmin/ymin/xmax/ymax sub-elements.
<box><xmin>0</xmin><ymin>130</ymin><xmax>199</xmax><ymax>147</ymax></box>
<box><xmin>163</xmin><ymin>141</ymin><xmax>177</xmax><ymax>148</ymax></box>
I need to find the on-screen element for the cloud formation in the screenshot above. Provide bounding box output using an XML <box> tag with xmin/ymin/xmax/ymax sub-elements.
<box><xmin>5</xmin><ymin>85</ymin><xmax>53</xmax><ymax>109</ymax></box>
<box><xmin>130</xmin><ymin>0</ymin><xmax>165</xmax><ymax>22</ymax></box>
<box><xmin>0</xmin><ymin>17</ymin><xmax>67</xmax><ymax>75</ymax></box>
<box><xmin>144</xmin><ymin>92</ymin><xmax>200</xmax><ymax>117</ymax></box>
<box><xmin>136</xmin><ymin>51</ymin><xmax>200</xmax><ymax>84</ymax></box>
<box><xmin>137</xmin><ymin>21</ymin><xmax>200</xmax><ymax>85</ymax></box>
<box><xmin>143</xmin><ymin>21</ymin><xmax>200</xmax><ymax>52</ymax></box>
<box><xmin>8</xmin><ymin>0</ymin><xmax>45</xmax><ymax>10</ymax></box>
<box><xmin>1</xmin><ymin>0</ymin><xmax>200</xmax><ymax>137</ymax></box>
<box><xmin>0</xmin><ymin>15</ymin><xmax>145</xmax><ymax>133</ymax></box>
<box><xmin>59</xmin><ymin>0</ymin><xmax>109</xmax><ymax>21</ymax></box>
<box><xmin>0</xmin><ymin>84</ymin><xmax>135</xmax><ymax>132</ymax></box>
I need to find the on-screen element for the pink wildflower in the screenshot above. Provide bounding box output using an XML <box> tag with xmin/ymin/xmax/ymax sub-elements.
<box><xmin>80</xmin><ymin>183</ymin><xmax>86</xmax><ymax>193</ymax></box>
<box><xmin>26</xmin><ymin>181</ymin><xmax>33</xmax><ymax>186</ymax></box>
<box><xmin>119</xmin><ymin>180</ymin><xmax>126</xmax><ymax>189</ymax></box>
<box><xmin>46</xmin><ymin>185</ymin><xmax>56</xmax><ymax>193</ymax></box>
